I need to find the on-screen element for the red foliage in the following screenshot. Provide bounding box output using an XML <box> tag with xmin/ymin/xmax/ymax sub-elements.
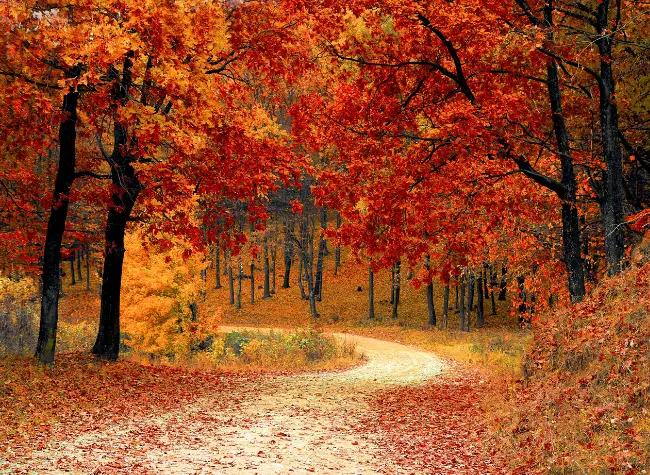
<box><xmin>366</xmin><ymin>363</ymin><xmax>507</xmax><ymax>474</ymax></box>
<box><xmin>0</xmin><ymin>352</ymin><xmax>259</xmax><ymax>467</ymax></box>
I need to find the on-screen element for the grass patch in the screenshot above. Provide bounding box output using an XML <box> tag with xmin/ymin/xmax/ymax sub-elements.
<box><xmin>341</xmin><ymin>325</ymin><xmax>530</xmax><ymax>378</ymax></box>
<box><xmin>130</xmin><ymin>328</ymin><xmax>364</xmax><ymax>373</ymax></box>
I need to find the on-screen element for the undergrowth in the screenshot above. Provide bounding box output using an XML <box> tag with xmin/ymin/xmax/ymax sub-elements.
<box><xmin>128</xmin><ymin>328</ymin><xmax>363</xmax><ymax>372</ymax></box>
<box><xmin>490</xmin><ymin>262</ymin><xmax>650</xmax><ymax>474</ymax></box>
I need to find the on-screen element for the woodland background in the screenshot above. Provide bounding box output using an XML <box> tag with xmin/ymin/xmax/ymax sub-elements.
<box><xmin>1</xmin><ymin>0</ymin><xmax>650</xmax><ymax>472</ymax></box>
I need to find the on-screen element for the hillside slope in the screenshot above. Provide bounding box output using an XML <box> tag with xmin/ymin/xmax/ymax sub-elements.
<box><xmin>494</xmin><ymin>260</ymin><xmax>650</xmax><ymax>473</ymax></box>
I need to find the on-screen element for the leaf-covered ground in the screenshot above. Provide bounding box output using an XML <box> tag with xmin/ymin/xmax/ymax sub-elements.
<box><xmin>366</xmin><ymin>361</ymin><xmax>507</xmax><ymax>474</ymax></box>
<box><xmin>1</xmin><ymin>334</ymin><xmax>507</xmax><ymax>474</ymax></box>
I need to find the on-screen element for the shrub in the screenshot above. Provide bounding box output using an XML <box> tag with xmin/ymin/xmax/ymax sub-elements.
<box><xmin>194</xmin><ymin>329</ymin><xmax>361</xmax><ymax>371</ymax></box>
<box><xmin>0</xmin><ymin>275</ymin><xmax>38</xmax><ymax>356</ymax></box>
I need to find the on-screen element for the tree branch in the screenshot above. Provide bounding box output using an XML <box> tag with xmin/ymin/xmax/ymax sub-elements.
<box><xmin>416</xmin><ymin>12</ymin><xmax>476</xmax><ymax>103</ymax></box>
<box><xmin>74</xmin><ymin>171</ymin><xmax>111</xmax><ymax>180</ymax></box>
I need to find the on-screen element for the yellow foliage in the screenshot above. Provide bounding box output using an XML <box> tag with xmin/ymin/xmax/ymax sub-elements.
<box><xmin>120</xmin><ymin>232</ymin><xmax>213</xmax><ymax>356</ymax></box>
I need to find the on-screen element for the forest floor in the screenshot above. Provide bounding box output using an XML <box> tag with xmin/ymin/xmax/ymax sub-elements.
<box><xmin>2</xmin><ymin>332</ymin><xmax>505</xmax><ymax>474</ymax></box>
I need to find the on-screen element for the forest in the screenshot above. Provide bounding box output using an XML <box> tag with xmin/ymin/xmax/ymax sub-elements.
<box><xmin>1</xmin><ymin>0</ymin><xmax>650</xmax><ymax>473</ymax></box>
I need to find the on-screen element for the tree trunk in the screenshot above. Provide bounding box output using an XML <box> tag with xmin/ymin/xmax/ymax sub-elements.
<box><xmin>390</xmin><ymin>265</ymin><xmax>395</xmax><ymax>305</ymax></box>
<box><xmin>76</xmin><ymin>248</ymin><xmax>82</xmax><ymax>282</ymax></box>
<box><xmin>443</xmin><ymin>284</ymin><xmax>450</xmax><ymax>329</ymax></box>
<box><xmin>36</xmin><ymin>84</ymin><xmax>79</xmax><ymax>364</ymax></box>
<box><xmin>391</xmin><ymin>260</ymin><xmax>401</xmax><ymax>319</ymax></box>
<box><xmin>263</xmin><ymin>240</ymin><xmax>271</xmax><ymax>299</ymax></box>
<box><xmin>498</xmin><ymin>265</ymin><xmax>507</xmax><ymax>301</ymax></box>
<box><xmin>270</xmin><ymin>245</ymin><xmax>277</xmax><ymax>294</ymax></box>
<box><xmin>236</xmin><ymin>262</ymin><xmax>242</xmax><ymax>309</ymax></box>
<box><xmin>425</xmin><ymin>256</ymin><xmax>436</xmax><ymax>326</ymax></box>
<box><xmin>427</xmin><ymin>280</ymin><xmax>436</xmax><ymax>326</ymax></box>
<box><xmin>542</xmin><ymin>8</ymin><xmax>587</xmax><ymax>301</ymax></box>
<box><xmin>92</xmin><ymin>146</ymin><xmax>141</xmax><ymax>360</ymax></box>
<box><xmin>282</xmin><ymin>216</ymin><xmax>294</xmax><ymax>288</ymax></box>
<box><xmin>215</xmin><ymin>244</ymin><xmax>222</xmax><ymax>289</ymax></box>
<box><xmin>69</xmin><ymin>256</ymin><xmax>76</xmax><ymax>285</ymax></box>
<box><xmin>490</xmin><ymin>266</ymin><xmax>497</xmax><ymax>315</ymax></box>
<box><xmin>477</xmin><ymin>274</ymin><xmax>485</xmax><ymax>326</ymax></box>
<box><xmin>93</xmin><ymin>198</ymin><xmax>137</xmax><ymax>360</ymax></box>
<box><xmin>482</xmin><ymin>266</ymin><xmax>489</xmax><ymax>296</ymax></box>
<box><xmin>228</xmin><ymin>264</ymin><xmax>235</xmax><ymax>305</ymax></box>
<box><xmin>93</xmin><ymin>53</ymin><xmax>142</xmax><ymax>361</ymax></box>
<box><xmin>459</xmin><ymin>275</ymin><xmax>466</xmax><ymax>331</ymax></box>
<box><xmin>297</xmin><ymin>257</ymin><xmax>307</xmax><ymax>300</ymax></box>
<box><xmin>466</xmin><ymin>273</ymin><xmax>475</xmax><ymax>332</ymax></box>
<box><xmin>596</xmin><ymin>1</ymin><xmax>626</xmax><ymax>275</ymax></box>
<box><xmin>300</xmin><ymin>213</ymin><xmax>319</xmax><ymax>319</ymax></box>
<box><xmin>250</xmin><ymin>262</ymin><xmax>255</xmax><ymax>304</ymax></box>
<box><xmin>334</xmin><ymin>212</ymin><xmax>341</xmax><ymax>276</ymax></box>
<box><xmin>368</xmin><ymin>265</ymin><xmax>375</xmax><ymax>319</ymax></box>
<box><xmin>313</xmin><ymin>208</ymin><xmax>327</xmax><ymax>301</ymax></box>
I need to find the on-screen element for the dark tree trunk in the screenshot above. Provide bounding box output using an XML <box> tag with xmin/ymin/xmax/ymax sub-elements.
<box><xmin>250</xmin><ymin>262</ymin><xmax>255</xmax><ymax>304</ymax></box>
<box><xmin>36</xmin><ymin>83</ymin><xmax>79</xmax><ymax>364</ymax></box>
<box><xmin>513</xmin><ymin>4</ymin><xmax>586</xmax><ymax>302</ymax></box>
<box><xmin>297</xmin><ymin>258</ymin><xmax>307</xmax><ymax>300</ymax></box>
<box><xmin>300</xmin><ymin>213</ymin><xmax>319</xmax><ymax>319</ymax></box>
<box><xmin>270</xmin><ymin>245</ymin><xmax>277</xmax><ymax>294</ymax></box>
<box><xmin>482</xmin><ymin>266</ymin><xmax>489</xmax><ymax>296</ymax></box>
<box><xmin>517</xmin><ymin>276</ymin><xmax>528</xmax><ymax>325</ymax></box>
<box><xmin>76</xmin><ymin>248</ymin><xmax>82</xmax><ymax>281</ymax></box>
<box><xmin>541</xmin><ymin>6</ymin><xmax>587</xmax><ymax>301</ymax></box>
<box><xmin>236</xmin><ymin>262</ymin><xmax>242</xmax><ymax>309</ymax></box>
<box><xmin>313</xmin><ymin>208</ymin><xmax>327</xmax><ymax>301</ymax></box>
<box><xmin>282</xmin><ymin>216</ymin><xmax>294</xmax><ymax>288</ymax></box>
<box><xmin>498</xmin><ymin>265</ymin><xmax>507</xmax><ymax>301</ymax></box>
<box><xmin>425</xmin><ymin>255</ymin><xmax>436</xmax><ymax>326</ymax></box>
<box><xmin>455</xmin><ymin>283</ymin><xmax>459</xmax><ymax>309</ymax></box>
<box><xmin>189</xmin><ymin>302</ymin><xmax>198</xmax><ymax>322</ymax></box>
<box><xmin>215</xmin><ymin>243</ymin><xmax>222</xmax><ymax>289</ymax></box>
<box><xmin>93</xmin><ymin>192</ymin><xmax>138</xmax><ymax>360</ymax></box>
<box><xmin>228</xmin><ymin>265</ymin><xmax>235</xmax><ymax>305</ymax></box>
<box><xmin>92</xmin><ymin>138</ymin><xmax>141</xmax><ymax>360</ymax></box>
<box><xmin>390</xmin><ymin>265</ymin><xmax>395</xmax><ymax>305</ymax></box>
<box><xmin>333</xmin><ymin>212</ymin><xmax>341</xmax><ymax>276</ymax></box>
<box><xmin>427</xmin><ymin>280</ymin><xmax>436</xmax><ymax>327</ymax></box>
<box><xmin>443</xmin><ymin>284</ymin><xmax>450</xmax><ymax>329</ymax></box>
<box><xmin>93</xmin><ymin>52</ymin><xmax>142</xmax><ymax>361</ymax></box>
<box><xmin>69</xmin><ymin>256</ymin><xmax>76</xmax><ymax>285</ymax></box>
<box><xmin>223</xmin><ymin>248</ymin><xmax>228</xmax><ymax>276</ymax></box>
<box><xmin>459</xmin><ymin>276</ymin><xmax>466</xmax><ymax>331</ymax></box>
<box><xmin>490</xmin><ymin>266</ymin><xmax>497</xmax><ymax>315</ymax></box>
<box><xmin>466</xmin><ymin>273</ymin><xmax>475</xmax><ymax>331</ymax></box>
<box><xmin>391</xmin><ymin>260</ymin><xmax>400</xmax><ymax>319</ymax></box>
<box><xmin>263</xmin><ymin>240</ymin><xmax>271</xmax><ymax>299</ymax></box>
<box><xmin>368</xmin><ymin>265</ymin><xmax>375</xmax><ymax>319</ymax></box>
<box><xmin>596</xmin><ymin>1</ymin><xmax>626</xmax><ymax>275</ymax></box>
<box><xmin>477</xmin><ymin>274</ymin><xmax>485</xmax><ymax>326</ymax></box>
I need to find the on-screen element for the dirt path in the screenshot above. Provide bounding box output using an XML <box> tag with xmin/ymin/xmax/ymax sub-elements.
<box><xmin>10</xmin><ymin>331</ymin><xmax>446</xmax><ymax>474</ymax></box>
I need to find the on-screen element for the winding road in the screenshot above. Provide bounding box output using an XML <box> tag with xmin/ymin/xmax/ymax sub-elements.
<box><xmin>12</xmin><ymin>331</ymin><xmax>447</xmax><ymax>474</ymax></box>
